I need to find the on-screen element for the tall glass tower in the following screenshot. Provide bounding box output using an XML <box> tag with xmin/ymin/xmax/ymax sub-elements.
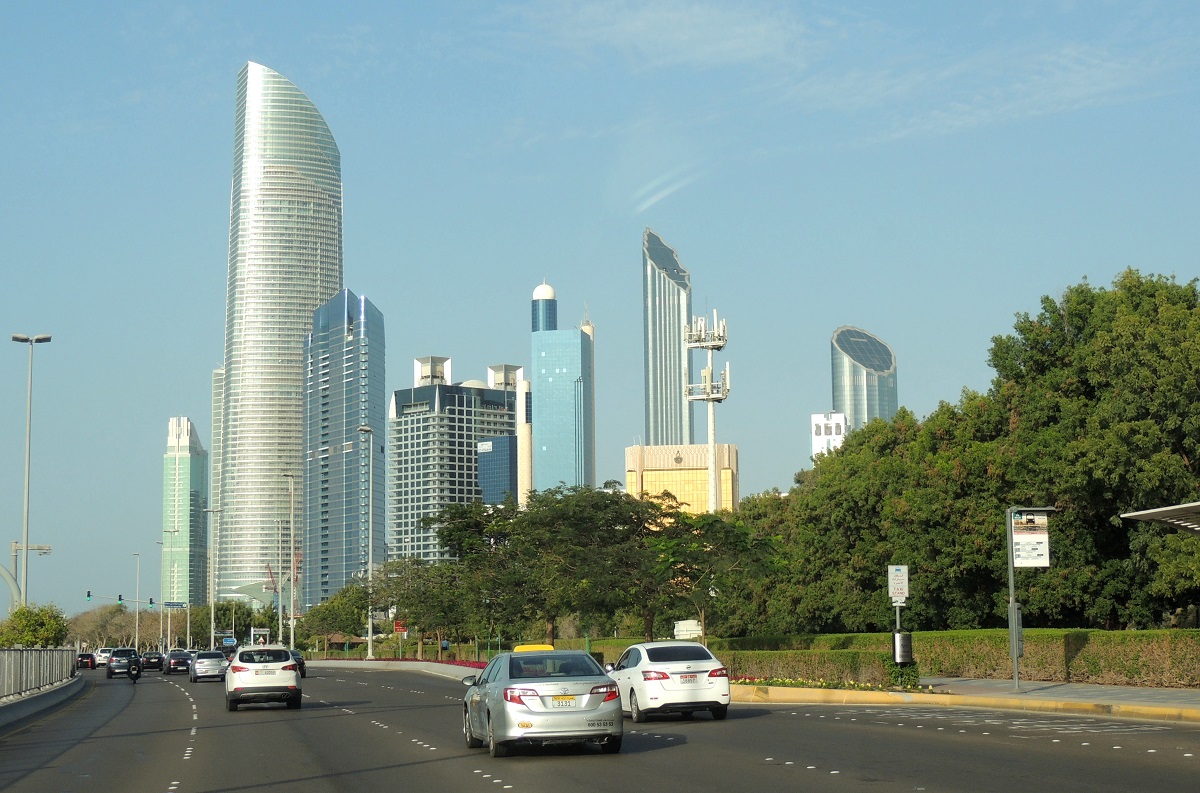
<box><xmin>162</xmin><ymin>417</ymin><xmax>208</xmax><ymax>605</ymax></box>
<box><xmin>831</xmin><ymin>326</ymin><xmax>897</xmax><ymax>431</ymax></box>
<box><xmin>212</xmin><ymin>62</ymin><xmax>342</xmax><ymax>605</ymax></box>
<box><xmin>530</xmin><ymin>283</ymin><xmax>596</xmax><ymax>491</ymax></box>
<box><xmin>643</xmin><ymin>228</ymin><xmax>693</xmax><ymax>446</ymax></box>
<box><xmin>302</xmin><ymin>290</ymin><xmax>384</xmax><ymax>610</ymax></box>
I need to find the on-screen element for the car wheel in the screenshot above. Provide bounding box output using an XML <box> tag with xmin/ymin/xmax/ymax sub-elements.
<box><xmin>287</xmin><ymin>696</ymin><xmax>302</xmax><ymax>709</ymax></box>
<box><xmin>487</xmin><ymin>717</ymin><xmax>508</xmax><ymax>758</ymax></box>
<box><xmin>226</xmin><ymin>699</ymin><xmax>237</xmax><ymax>712</ymax></box>
<box><xmin>105</xmin><ymin>669</ymin><xmax>112</xmax><ymax>679</ymax></box>
<box><xmin>464</xmin><ymin>709</ymin><xmax>483</xmax><ymax>748</ymax></box>
<box><xmin>710</xmin><ymin>706</ymin><xmax>728</xmax><ymax>720</ymax></box>
<box><xmin>601</xmin><ymin>735</ymin><xmax>622</xmax><ymax>754</ymax></box>
<box><xmin>630</xmin><ymin>691</ymin><xmax>646</xmax><ymax>723</ymax></box>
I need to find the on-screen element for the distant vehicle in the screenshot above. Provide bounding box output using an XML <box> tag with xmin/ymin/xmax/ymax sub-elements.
<box><xmin>190</xmin><ymin>650</ymin><xmax>229</xmax><ymax>682</ymax></box>
<box><xmin>225</xmin><ymin>645</ymin><xmax>302</xmax><ymax>711</ymax></box>
<box><xmin>96</xmin><ymin>648</ymin><xmax>113</xmax><ymax>667</ymax></box>
<box><xmin>164</xmin><ymin>649</ymin><xmax>192</xmax><ymax>675</ymax></box>
<box><xmin>606</xmin><ymin>641</ymin><xmax>730</xmax><ymax>722</ymax></box>
<box><xmin>106</xmin><ymin>648</ymin><xmax>140</xmax><ymax>679</ymax></box>
<box><xmin>462</xmin><ymin>649</ymin><xmax>622</xmax><ymax>757</ymax></box>
<box><xmin>141</xmin><ymin>651</ymin><xmax>164</xmax><ymax>671</ymax></box>
<box><xmin>289</xmin><ymin>650</ymin><xmax>307</xmax><ymax>678</ymax></box>
<box><xmin>77</xmin><ymin>653</ymin><xmax>96</xmax><ymax>669</ymax></box>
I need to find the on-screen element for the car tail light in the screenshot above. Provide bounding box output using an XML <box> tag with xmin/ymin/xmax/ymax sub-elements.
<box><xmin>503</xmin><ymin>687</ymin><xmax>538</xmax><ymax>704</ymax></box>
<box><xmin>641</xmin><ymin>670</ymin><xmax>670</xmax><ymax>681</ymax></box>
<box><xmin>282</xmin><ymin>663</ymin><xmax>297</xmax><ymax>671</ymax></box>
<box><xmin>590</xmin><ymin>683</ymin><xmax>620</xmax><ymax>702</ymax></box>
<box><xmin>708</xmin><ymin>667</ymin><xmax>728</xmax><ymax>678</ymax></box>
<box><xmin>230</xmin><ymin>664</ymin><xmax>249</xmax><ymax>673</ymax></box>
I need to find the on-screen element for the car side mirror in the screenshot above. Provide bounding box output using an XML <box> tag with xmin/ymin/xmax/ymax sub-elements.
<box><xmin>462</xmin><ymin>675</ymin><xmax>477</xmax><ymax>686</ymax></box>
<box><xmin>604</xmin><ymin>663</ymin><xmax>615</xmax><ymax>672</ymax></box>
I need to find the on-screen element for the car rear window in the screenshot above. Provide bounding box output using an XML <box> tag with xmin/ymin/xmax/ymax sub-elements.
<box><xmin>509</xmin><ymin>654</ymin><xmax>601</xmax><ymax>678</ymax></box>
<box><xmin>197</xmin><ymin>652</ymin><xmax>224</xmax><ymax>660</ymax></box>
<box><xmin>238</xmin><ymin>649</ymin><xmax>291</xmax><ymax>664</ymax></box>
<box><xmin>645</xmin><ymin>646</ymin><xmax>716</xmax><ymax>663</ymax></box>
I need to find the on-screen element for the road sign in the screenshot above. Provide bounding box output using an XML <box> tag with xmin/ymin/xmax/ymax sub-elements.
<box><xmin>164</xmin><ymin>601</ymin><xmax>186</xmax><ymax>609</ymax></box>
<box><xmin>222</xmin><ymin>637</ymin><xmax>236</xmax><ymax>646</ymax></box>
<box><xmin>889</xmin><ymin>565</ymin><xmax>909</xmax><ymax>601</ymax></box>
<box><xmin>1012</xmin><ymin>510</ymin><xmax>1051</xmax><ymax>567</ymax></box>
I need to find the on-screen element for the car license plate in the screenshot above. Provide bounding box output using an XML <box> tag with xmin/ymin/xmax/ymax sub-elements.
<box><xmin>679</xmin><ymin>673</ymin><xmax>698</xmax><ymax>684</ymax></box>
<box><xmin>552</xmin><ymin>695</ymin><xmax>576</xmax><ymax>707</ymax></box>
<box><xmin>254</xmin><ymin>670</ymin><xmax>276</xmax><ymax>675</ymax></box>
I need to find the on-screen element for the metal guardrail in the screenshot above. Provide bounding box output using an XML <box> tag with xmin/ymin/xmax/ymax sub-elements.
<box><xmin>0</xmin><ymin>648</ymin><xmax>76</xmax><ymax>700</ymax></box>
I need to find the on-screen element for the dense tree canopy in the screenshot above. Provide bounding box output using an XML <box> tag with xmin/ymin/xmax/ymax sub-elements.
<box><xmin>1</xmin><ymin>603</ymin><xmax>69</xmax><ymax>647</ymax></box>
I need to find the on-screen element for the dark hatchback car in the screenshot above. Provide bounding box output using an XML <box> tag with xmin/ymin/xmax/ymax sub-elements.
<box><xmin>141</xmin><ymin>651</ymin><xmax>165</xmax><ymax>671</ymax></box>
<box><xmin>164</xmin><ymin>649</ymin><xmax>192</xmax><ymax>675</ymax></box>
<box><xmin>77</xmin><ymin>653</ymin><xmax>96</xmax><ymax>669</ymax></box>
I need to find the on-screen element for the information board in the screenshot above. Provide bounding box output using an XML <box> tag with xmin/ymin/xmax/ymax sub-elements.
<box><xmin>1012</xmin><ymin>511</ymin><xmax>1051</xmax><ymax>567</ymax></box>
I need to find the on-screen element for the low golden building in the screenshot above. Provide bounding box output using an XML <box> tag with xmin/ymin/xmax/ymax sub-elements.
<box><xmin>625</xmin><ymin>444</ymin><xmax>739</xmax><ymax>513</ymax></box>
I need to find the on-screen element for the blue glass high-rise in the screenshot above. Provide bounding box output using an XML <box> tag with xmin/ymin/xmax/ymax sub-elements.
<box><xmin>530</xmin><ymin>283</ymin><xmax>595</xmax><ymax>491</ymax></box>
<box><xmin>831</xmin><ymin>326</ymin><xmax>897</xmax><ymax>431</ymax></box>
<box><xmin>302</xmin><ymin>290</ymin><xmax>385</xmax><ymax>610</ymax></box>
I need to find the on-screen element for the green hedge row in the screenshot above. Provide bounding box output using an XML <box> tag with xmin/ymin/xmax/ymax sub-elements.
<box><xmin>557</xmin><ymin>629</ymin><xmax>1200</xmax><ymax>688</ymax></box>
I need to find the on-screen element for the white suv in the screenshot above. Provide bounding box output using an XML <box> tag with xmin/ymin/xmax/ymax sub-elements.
<box><xmin>96</xmin><ymin>647</ymin><xmax>113</xmax><ymax>667</ymax></box>
<box><xmin>224</xmin><ymin>645</ymin><xmax>302</xmax><ymax>711</ymax></box>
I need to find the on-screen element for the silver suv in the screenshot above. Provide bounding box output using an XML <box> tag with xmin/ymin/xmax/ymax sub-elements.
<box><xmin>106</xmin><ymin>648</ymin><xmax>139</xmax><ymax>679</ymax></box>
<box><xmin>190</xmin><ymin>650</ymin><xmax>228</xmax><ymax>682</ymax></box>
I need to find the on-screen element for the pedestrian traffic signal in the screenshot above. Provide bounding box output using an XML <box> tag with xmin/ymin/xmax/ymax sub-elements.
<box><xmin>86</xmin><ymin>590</ymin><xmax>91</xmax><ymax>601</ymax></box>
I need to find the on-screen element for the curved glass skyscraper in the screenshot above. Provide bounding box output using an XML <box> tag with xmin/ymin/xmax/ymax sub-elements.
<box><xmin>642</xmin><ymin>228</ymin><xmax>693</xmax><ymax>446</ymax></box>
<box><xmin>213</xmin><ymin>62</ymin><xmax>342</xmax><ymax>607</ymax></box>
<box><xmin>831</xmin><ymin>326</ymin><xmax>897</xmax><ymax>431</ymax></box>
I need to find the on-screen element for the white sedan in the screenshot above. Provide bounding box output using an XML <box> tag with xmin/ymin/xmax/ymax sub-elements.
<box><xmin>606</xmin><ymin>641</ymin><xmax>730</xmax><ymax>721</ymax></box>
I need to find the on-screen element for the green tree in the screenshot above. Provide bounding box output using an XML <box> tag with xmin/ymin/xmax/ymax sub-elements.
<box><xmin>0</xmin><ymin>603</ymin><xmax>69</xmax><ymax>647</ymax></box>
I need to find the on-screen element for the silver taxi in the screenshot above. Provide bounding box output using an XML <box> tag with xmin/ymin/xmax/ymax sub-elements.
<box><xmin>462</xmin><ymin>647</ymin><xmax>622</xmax><ymax>757</ymax></box>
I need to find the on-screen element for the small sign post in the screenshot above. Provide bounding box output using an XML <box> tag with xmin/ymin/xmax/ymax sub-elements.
<box><xmin>1006</xmin><ymin>506</ymin><xmax>1055</xmax><ymax>692</ymax></box>
<box><xmin>888</xmin><ymin>565</ymin><xmax>909</xmax><ymax>630</ymax></box>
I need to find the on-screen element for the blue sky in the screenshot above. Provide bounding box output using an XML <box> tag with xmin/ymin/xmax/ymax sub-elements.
<box><xmin>3</xmin><ymin>2</ymin><xmax>1198</xmax><ymax>615</ymax></box>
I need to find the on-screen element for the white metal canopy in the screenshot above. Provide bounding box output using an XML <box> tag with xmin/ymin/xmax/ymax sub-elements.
<box><xmin>1121</xmin><ymin>501</ymin><xmax>1200</xmax><ymax>533</ymax></box>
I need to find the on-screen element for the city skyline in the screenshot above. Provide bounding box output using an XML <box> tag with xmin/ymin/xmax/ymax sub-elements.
<box><xmin>4</xmin><ymin>4</ymin><xmax>1196</xmax><ymax>612</ymax></box>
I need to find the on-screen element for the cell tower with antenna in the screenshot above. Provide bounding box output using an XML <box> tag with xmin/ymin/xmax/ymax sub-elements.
<box><xmin>686</xmin><ymin>310</ymin><xmax>731</xmax><ymax>512</ymax></box>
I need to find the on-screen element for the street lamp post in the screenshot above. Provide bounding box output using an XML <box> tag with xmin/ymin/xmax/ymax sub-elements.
<box><xmin>204</xmin><ymin>507</ymin><xmax>221</xmax><ymax>650</ymax></box>
<box><xmin>12</xmin><ymin>333</ymin><xmax>51</xmax><ymax>605</ymax></box>
<box><xmin>156</xmin><ymin>541</ymin><xmax>164</xmax><ymax>650</ymax></box>
<box><xmin>358</xmin><ymin>425</ymin><xmax>375</xmax><ymax>661</ymax></box>
<box><xmin>282</xmin><ymin>473</ymin><xmax>296</xmax><ymax>650</ymax></box>
<box><xmin>133</xmin><ymin>552</ymin><xmax>141</xmax><ymax>651</ymax></box>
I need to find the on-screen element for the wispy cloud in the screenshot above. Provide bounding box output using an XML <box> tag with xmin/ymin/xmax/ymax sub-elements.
<box><xmin>633</xmin><ymin>164</ymin><xmax>706</xmax><ymax>212</ymax></box>
<box><xmin>513</xmin><ymin>0</ymin><xmax>807</xmax><ymax>71</ymax></box>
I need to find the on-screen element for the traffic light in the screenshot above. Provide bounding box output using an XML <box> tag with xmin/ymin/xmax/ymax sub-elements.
<box><xmin>118</xmin><ymin>594</ymin><xmax>123</xmax><ymax>603</ymax></box>
<box><xmin>86</xmin><ymin>590</ymin><xmax>91</xmax><ymax>601</ymax></box>
<box><xmin>148</xmin><ymin>597</ymin><xmax>154</xmax><ymax>609</ymax></box>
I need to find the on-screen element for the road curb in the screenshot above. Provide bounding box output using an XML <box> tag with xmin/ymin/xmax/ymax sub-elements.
<box><xmin>0</xmin><ymin>675</ymin><xmax>85</xmax><ymax>733</ymax></box>
<box><xmin>729</xmin><ymin>684</ymin><xmax>1200</xmax><ymax>723</ymax></box>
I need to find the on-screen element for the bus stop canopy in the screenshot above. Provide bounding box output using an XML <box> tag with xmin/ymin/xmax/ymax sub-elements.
<box><xmin>1121</xmin><ymin>501</ymin><xmax>1200</xmax><ymax>534</ymax></box>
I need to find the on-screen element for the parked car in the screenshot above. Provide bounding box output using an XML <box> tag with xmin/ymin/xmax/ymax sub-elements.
<box><xmin>164</xmin><ymin>649</ymin><xmax>192</xmax><ymax>675</ymax></box>
<box><xmin>605</xmin><ymin>641</ymin><xmax>730</xmax><ymax>722</ymax></box>
<box><xmin>462</xmin><ymin>648</ymin><xmax>622</xmax><ymax>757</ymax></box>
<box><xmin>190</xmin><ymin>650</ymin><xmax>229</xmax><ymax>682</ymax></box>
<box><xmin>106</xmin><ymin>648</ymin><xmax>140</xmax><ymax>679</ymax></box>
<box><xmin>289</xmin><ymin>650</ymin><xmax>307</xmax><ymax>678</ymax></box>
<box><xmin>77</xmin><ymin>653</ymin><xmax>96</xmax><ymax>669</ymax></box>
<box><xmin>96</xmin><ymin>647</ymin><xmax>113</xmax><ymax>667</ymax></box>
<box><xmin>141</xmin><ymin>651</ymin><xmax>164</xmax><ymax>671</ymax></box>
<box><xmin>224</xmin><ymin>645</ymin><xmax>302</xmax><ymax>711</ymax></box>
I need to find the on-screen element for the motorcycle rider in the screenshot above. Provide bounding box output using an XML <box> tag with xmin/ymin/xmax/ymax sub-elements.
<box><xmin>128</xmin><ymin>656</ymin><xmax>142</xmax><ymax>683</ymax></box>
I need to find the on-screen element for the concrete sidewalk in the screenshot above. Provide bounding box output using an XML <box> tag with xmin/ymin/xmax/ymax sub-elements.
<box><xmin>731</xmin><ymin>675</ymin><xmax>1200</xmax><ymax>724</ymax></box>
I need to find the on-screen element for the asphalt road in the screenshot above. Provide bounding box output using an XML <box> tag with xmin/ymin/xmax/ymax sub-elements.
<box><xmin>3</xmin><ymin>667</ymin><xmax>1198</xmax><ymax>792</ymax></box>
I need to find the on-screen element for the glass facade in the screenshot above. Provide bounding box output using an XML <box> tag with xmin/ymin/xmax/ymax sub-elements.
<box><xmin>643</xmin><ymin>228</ymin><xmax>693</xmax><ymax>446</ymax></box>
<box><xmin>831</xmin><ymin>326</ymin><xmax>897</xmax><ymax>431</ymax></box>
<box><xmin>388</xmin><ymin>376</ymin><xmax>518</xmax><ymax>560</ymax></box>
<box><xmin>478</xmin><ymin>435</ymin><xmax>518</xmax><ymax>504</ymax></box>
<box><xmin>162</xmin><ymin>417</ymin><xmax>209</xmax><ymax>605</ymax></box>
<box><xmin>531</xmin><ymin>283</ymin><xmax>595</xmax><ymax>491</ymax></box>
<box><xmin>302</xmin><ymin>290</ymin><xmax>385</xmax><ymax>610</ymax></box>
<box><xmin>214</xmin><ymin>62</ymin><xmax>343</xmax><ymax>603</ymax></box>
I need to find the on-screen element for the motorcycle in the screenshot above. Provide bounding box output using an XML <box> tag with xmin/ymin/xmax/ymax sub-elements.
<box><xmin>128</xmin><ymin>662</ymin><xmax>142</xmax><ymax>684</ymax></box>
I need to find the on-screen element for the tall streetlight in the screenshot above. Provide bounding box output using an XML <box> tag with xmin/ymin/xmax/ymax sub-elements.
<box><xmin>133</xmin><ymin>552</ymin><xmax>141</xmax><ymax>651</ymax></box>
<box><xmin>12</xmin><ymin>333</ymin><xmax>51</xmax><ymax>605</ymax></box>
<box><xmin>282</xmin><ymin>473</ymin><xmax>296</xmax><ymax>649</ymax></box>
<box><xmin>156</xmin><ymin>540</ymin><xmax>164</xmax><ymax>650</ymax></box>
<box><xmin>358</xmin><ymin>425</ymin><xmax>376</xmax><ymax>661</ymax></box>
<box><xmin>204</xmin><ymin>507</ymin><xmax>221</xmax><ymax>650</ymax></box>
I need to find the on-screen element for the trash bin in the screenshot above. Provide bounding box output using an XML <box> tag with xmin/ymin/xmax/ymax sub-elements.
<box><xmin>893</xmin><ymin>632</ymin><xmax>913</xmax><ymax>664</ymax></box>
